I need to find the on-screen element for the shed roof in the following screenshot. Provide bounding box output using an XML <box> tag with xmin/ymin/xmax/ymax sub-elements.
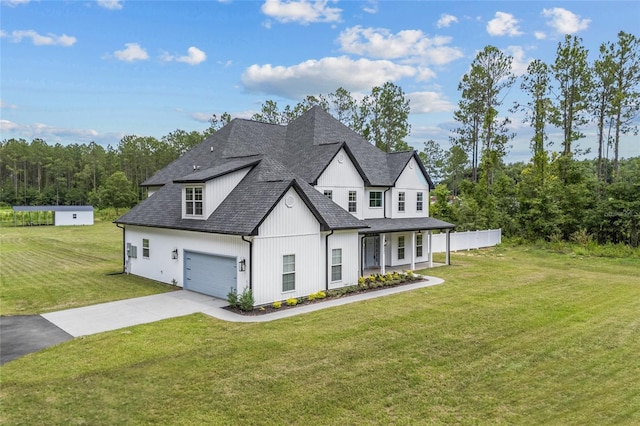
<box><xmin>13</xmin><ymin>206</ymin><xmax>94</xmax><ymax>212</ymax></box>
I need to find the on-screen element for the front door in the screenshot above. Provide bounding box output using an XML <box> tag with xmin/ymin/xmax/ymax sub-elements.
<box><xmin>364</xmin><ymin>236</ymin><xmax>380</xmax><ymax>268</ymax></box>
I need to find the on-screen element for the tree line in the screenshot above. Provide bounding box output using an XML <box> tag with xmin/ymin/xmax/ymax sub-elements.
<box><xmin>1</xmin><ymin>32</ymin><xmax>638</xmax><ymax>245</ymax></box>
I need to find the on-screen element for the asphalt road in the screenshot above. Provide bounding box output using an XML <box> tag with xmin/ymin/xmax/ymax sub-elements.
<box><xmin>0</xmin><ymin>315</ymin><xmax>72</xmax><ymax>365</ymax></box>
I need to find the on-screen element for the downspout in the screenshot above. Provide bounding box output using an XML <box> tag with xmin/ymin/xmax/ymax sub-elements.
<box><xmin>383</xmin><ymin>187</ymin><xmax>391</xmax><ymax>218</ymax></box>
<box><xmin>241</xmin><ymin>236</ymin><xmax>253</xmax><ymax>290</ymax></box>
<box><xmin>115</xmin><ymin>223</ymin><xmax>126</xmax><ymax>274</ymax></box>
<box><xmin>325</xmin><ymin>230</ymin><xmax>334</xmax><ymax>291</ymax></box>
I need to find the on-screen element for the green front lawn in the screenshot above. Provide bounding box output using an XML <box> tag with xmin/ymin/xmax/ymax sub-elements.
<box><xmin>1</xmin><ymin>244</ymin><xmax>639</xmax><ymax>425</ymax></box>
<box><xmin>0</xmin><ymin>220</ymin><xmax>172</xmax><ymax>315</ymax></box>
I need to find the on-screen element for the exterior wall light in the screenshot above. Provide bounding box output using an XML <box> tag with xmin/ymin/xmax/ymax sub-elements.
<box><xmin>239</xmin><ymin>259</ymin><xmax>246</xmax><ymax>271</ymax></box>
<box><xmin>171</xmin><ymin>249</ymin><xmax>178</xmax><ymax>260</ymax></box>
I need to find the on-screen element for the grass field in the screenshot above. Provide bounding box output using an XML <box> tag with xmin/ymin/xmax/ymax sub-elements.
<box><xmin>0</xmin><ymin>219</ymin><xmax>172</xmax><ymax>315</ymax></box>
<box><xmin>1</xmin><ymin>225</ymin><xmax>638</xmax><ymax>425</ymax></box>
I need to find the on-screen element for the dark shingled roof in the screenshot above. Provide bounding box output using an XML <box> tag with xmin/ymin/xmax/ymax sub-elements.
<box><xmin>360</xmin><ymin>218</ymin><xmax>455</xmax><ymax>234</ymax></box>
<box><xmin>119</xmin><ymin>107</ymin><xmax>440</xmax><ymax>235</ymax></box>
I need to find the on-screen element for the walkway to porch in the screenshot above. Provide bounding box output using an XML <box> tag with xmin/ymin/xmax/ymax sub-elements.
<box><xmin>363</xmin><ymin>261</ymin><xmax>446</xmax><ymax>277</ymax></box>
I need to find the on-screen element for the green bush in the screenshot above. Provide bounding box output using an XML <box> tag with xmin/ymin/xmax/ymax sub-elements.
<box><xmin>227</xmin><ymin>288</ymin><xmax>238</xmax><ymax>309</ymax></box>
<box><xmin>238</xmin><ymin>288</ymin><xmax>254</xmax><ymax>312</ymax></box>
<box><xmin>286</xmin><ymin>298</ymin><xmax>298</xmax><ymax>306</ymax></box>
<box><xmin>272</xmin><ymin>301</ymin><xmax>282</xmax><ymax>309</ymax></box>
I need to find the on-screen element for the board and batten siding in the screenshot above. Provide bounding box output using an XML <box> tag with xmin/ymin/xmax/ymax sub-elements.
<box><xmin>124</xmin><ymin>225</ymin><xmax>249</xmax><ymax>293</ymax></box>
<box><xmin>252</xmin><ymin>188</ymin><xmax>322</xmax><ymax>305</ymax></box>
<box><xmin>364</xmin><ymin>187</ymin><xmax>388</xmax><ymax>219</ymax></box>
<box><xmin>385</xmin><ymin>231</ymin><xmax>428</xmax><ymax>267</ymax></box>
<box><xmin>326</xmin><ymin>230</ymin><xmax>360</xmax><ymax>289</ymax></box>
<box><xmin>315</xmin><ymin>148</ymin><xmax>365</xmax><ymax>220</ymax></box>
<box><xmin>390</xmin><ymin>157</ymin><xmax>430</xmax><ymax>219</ymax></box>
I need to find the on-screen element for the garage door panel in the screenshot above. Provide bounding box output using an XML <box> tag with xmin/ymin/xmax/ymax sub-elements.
<box><xmin>184</xmin><ymin>251</ymin><xmax>236</xmax><ymax>298</ymax></box>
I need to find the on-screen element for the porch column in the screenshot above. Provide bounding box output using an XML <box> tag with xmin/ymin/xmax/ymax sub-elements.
<box><xmin>380</xmin><ymin>233</ymin><xmax>386</xmax><ymax>275</ymax></box>
<box><xmin>428</xmin><ymin>230</ymin><xmax>433</xmax><ymax>268</ymax></box>
<box><xmin>445</xmin><ymin>229</ymin><xmax>451</xmax><ymax>266</ymax></box>
<box><xmin>410</xmin><ymin>231</ymin><xmax>416</xmax><ymax>271</ymax></box>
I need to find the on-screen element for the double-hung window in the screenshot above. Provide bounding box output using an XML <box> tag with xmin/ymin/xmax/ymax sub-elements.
<box><xmin>282</xmin><ymin>254</ymin><xmax>295</xmax><ymax>292</ymax></box>
<box><xmin>416</xmin><ymin>234</ymin><xmax>423</xmax><ymax>257</ymax></box>
<box><xmin>417</xmin><ymin>192</ymin><xmax>423</xmax><ymax>212</ymax></box>
<box><xmin>348</xmin><ymin>191</ymin><xmax>357</xmax><ymax>213</ymax></box>
<box><xmin>397</xmin><ymin>236</ymin><xmax>405</xmax><ymax>260</ymax></box>
<box><xmin>369</xmin><ymin>191</ymin><xmax>382</xmax><ymax>208</ymax></box>
<box><xmin>185</xmin><ymin>186</ymin><xmax>203</xmax><ymax>217</ymax></box>
<box><xmin>398</xmin><ymin>192</ymin><xmax>405</xmax><ymax>212</ymax></box>
<box><xmin>142</xmin><ymin>238</ymin><xmax>150</xmax><ymax>258</ymax></box>
<box><xmin>331</xmin><ymin>249</ymin><xmax>342</xmax><ymax>282</ymax></box>
<box><xmin>323</xmin><ymin>190</ymin><xmax>333</xmax><ymax>200</ymax></box>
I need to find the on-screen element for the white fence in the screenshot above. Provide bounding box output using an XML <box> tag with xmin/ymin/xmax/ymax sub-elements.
<box><xmin>431</xmin><ymin>229</ymin><xmax>502</xmax><ymax>253</ymax></box>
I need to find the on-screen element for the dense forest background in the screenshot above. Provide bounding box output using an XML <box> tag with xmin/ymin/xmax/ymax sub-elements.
<box><xmin>1</xmin><ymin>33</ymin><xmax>638</xmax><ymax>246</ymax></box>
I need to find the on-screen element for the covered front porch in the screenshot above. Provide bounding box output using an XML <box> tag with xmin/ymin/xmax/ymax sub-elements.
<box><xmin>359</xmin><ymin>217</ymin><xmax>455</xmax><ymax>276</ymax></box>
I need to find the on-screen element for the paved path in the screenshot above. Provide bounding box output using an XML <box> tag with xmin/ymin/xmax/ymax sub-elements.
<box><xmin>2</xmin><ymin>276</ymin><xmax>444</xmax><ymax>364</ymax></box>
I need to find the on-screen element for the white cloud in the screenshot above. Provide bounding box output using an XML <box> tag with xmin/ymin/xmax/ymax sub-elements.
<box><xmin>534</xmin><ymin>31</ymin><xmax>547</xmax><ymax>40</ymax></box>
<box><xmin>487</xmin><ymin>12</ymin><xmax>522</xmax><ymax>37</ymax></box>
<box><xmin>0</xmin><ymin>120</ymin><xmax>103</xmax><ymax>141</ymax></box>
<box><xmin>261</xmin><ymin>0</ymin><xmax>341</xmax><ymax>24</ymax></box>
<box><xmin>162</xmin><ymin>46</ymin><xmax>207</xmax><ymax>65</ymax></box>
<box><xmin>96</xmin><ymin>0</ymin><xmax>123</xmax><ymax>10</ymax></box>
<box><xmin>113</xmin><ymin>43</ymin><xmax>149</xmax><ymax>62</ymax></box>
<box><xmin>338</xmin><ymin>26</ymin><xmax>463</xmax><ymax>66</ymax></box>
<box><xmin>542</xmin><ymin>7</ymin><xmax>590</xmax><ymax>34</ymax></box>
<box><xmin>362</xmin><ymin>0</ymin><xmax>377</xmax><ymax>14</ymax></box>
<box><xmin>191</xmin><ymin>112</ymin><xmax>211</xmax><ymax>122</ymax></box>
<box><xmin>0</xmin><ymin>119</ymin><xmax>19</xmax><ymax>131</ymax></box>
<box><xmin>1</xmin><ymin>0</ymin><xmax>30</xmax><ymax>6</ymax></box>
<box><xmin>241</xmin><ymin>56</ymin><xmax>416</xmax><ymax>99</ymax></box>
<box><xmin>177</xmin><ymin>46</ymin><xmax>206</xmax><ymax>65</ymax></box>
<box><xmin>1</xmin><ymin>29</ymin><xmax>76</xmax><ymax>46</ymax></box>
<box><xmin>505</xmin><ymin>45</ymin><xmax>532</xmax><ymax>76</ymax></box>
<box><xmin>408</xmin><ymin>91</ymin><xmax>455</xmax><ymax>113</ymax></box>
<box><xmin>1</xmin><ymin>100</ymin><xmax>18</xmax><ymax>109</ymax></box>
<box><xmin>436</xmin><ymin>14</ymin><xmax>458</xmax><ymax>28</ymax></box>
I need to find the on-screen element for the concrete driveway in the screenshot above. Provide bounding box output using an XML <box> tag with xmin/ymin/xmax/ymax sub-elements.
<box><xmin>1</xmin><ymin>277</ymin><xmax>444</xmax><ymax>365</ymax></box>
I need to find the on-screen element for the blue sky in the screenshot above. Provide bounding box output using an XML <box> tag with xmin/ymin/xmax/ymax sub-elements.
<box><xmin>1</xmin><ymin>0</ymin><xmax>639</xmax><ymax>162</ymax></box>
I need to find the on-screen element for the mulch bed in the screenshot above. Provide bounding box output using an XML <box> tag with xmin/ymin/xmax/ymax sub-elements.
<box><xmin>224</xmin><ymin>276</ymin><xmax>427</xmax><ymax>316</ymax></box>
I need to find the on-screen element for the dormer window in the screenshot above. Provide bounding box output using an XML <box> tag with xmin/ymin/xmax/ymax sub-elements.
<box><xmin>185</xmin><ymin>186</ymin><xmax>204</xmax><ymax>217</ymax></box>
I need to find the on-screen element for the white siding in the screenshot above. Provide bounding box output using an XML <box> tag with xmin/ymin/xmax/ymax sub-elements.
<box><xmin>390</xmin><ymin>157</ymin><xmax>430</xmax><ymax>218</ymax></box>
<box><xmin>326</xmin><ymin>231</ymin><xmax>360</xmax><ymax>289</ymax></box>
<box><xmin>315</xmin><ymin>149</ymin><xmax>365</xmax><ymax>219</ymax></box>
<box><xmin>252</xmin><ymin>188</ymin><xmax>323</xmax><ymax>305</ymax></box>
<box><xmin>54</xmin><ymin>210</ymin><xmax>93</xmax><ymax>226</ymax></box>
<box><xmin>124</xmin><ymin>225</ymin><xmax>250</xmax><ymax>294</ymax></box>
<box><xmin>364</xmin><ymin>187</ymin><xmax>388</xmax><ymax>219</ymax></box>
<box><xmin>180</xmin><ymin>168</ymin><xmax>251</xmax><ymax>220</ymax></box>
<box><xmin>383</xmin><ymin>232</ymin><xmax>427</xmax><ymax>267</ymax></box>
<box><xmin>205</xmin><ymin>168</ymin><xmax>250</xmax><ymax>217</ymax></box>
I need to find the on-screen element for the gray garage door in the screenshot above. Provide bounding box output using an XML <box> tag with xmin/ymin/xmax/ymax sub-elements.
<box><xmin>184</xmin><ymin>251</ymin><xmax>236</xmax><ymax>299</ymax></box>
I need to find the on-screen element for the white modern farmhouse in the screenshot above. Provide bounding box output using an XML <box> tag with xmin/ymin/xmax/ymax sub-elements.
<box><xmin>115</xmin><ymin>107</ymin><xmax>454</xmax><ymax>305</ymax></box>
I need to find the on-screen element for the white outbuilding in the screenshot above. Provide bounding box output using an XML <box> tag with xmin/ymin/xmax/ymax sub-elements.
<box><xmin>12</xmin><ymin>206</ymin><xmax>94</xmax><ymax>226</ymax></box>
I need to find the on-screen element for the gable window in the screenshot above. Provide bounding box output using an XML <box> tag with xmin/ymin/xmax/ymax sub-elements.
<box><xmin>348</xmin><ymin>191</ymin><xmax>357</xmax><ymax>213</ymax></box>
<box><xmin>398</xmin><ymin>236</ymin><xmax>405</xmax><ymax>260</ymax></box>
<box><xmin>416</xmin><ymin>234</ymin><xmax>423</xmax><ymax>257</ymax></box>
<box><xmin>398</xmin><ymin>192</ymin><xmax>405</xmax><ymax>212</ymax></box>
<box><xmin>185</xmin><ymin>186</ymin><xmax>203</xmax><ymax>216</ymax></box>
<box><xmin>417</xmin><ymin>192</ymin><xmax>423</xmax><ymax>212</ymax></box>
<box><xmin>369</xmin><ymin>191</ymin><xmax>382</xmax><ymax>208</ymax></box>
<box><xmin>324</xmin><ymin>190</ymin><xmax>333</xmax><ymax>200</ymax></box>
<box><xmin>142</xmin><ymin>238</ymin><xmax>150</xmax><ymax>258</ymax></box>
<box><xmin>282</xmin><ymin>254</ymin><xmax>295</xmax><ymax>292</ymax></box>
<box><xmin>331</xmin><ymin>248</ymin><xmax>342</xmax><ymax>282</ymax></box>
